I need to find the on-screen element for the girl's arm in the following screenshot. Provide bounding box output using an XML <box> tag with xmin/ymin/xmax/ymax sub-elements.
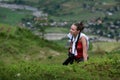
<box><xmin>81</xmin><ymin>36</ymin><xmax>88</xmax><ymax>61</ymax></box>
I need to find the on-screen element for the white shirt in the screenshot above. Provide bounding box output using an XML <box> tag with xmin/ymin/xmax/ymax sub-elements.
<box><xmin>67</xmin><ymin>33</ymin><xmax>89</xmax><ymax>55</ymax></box>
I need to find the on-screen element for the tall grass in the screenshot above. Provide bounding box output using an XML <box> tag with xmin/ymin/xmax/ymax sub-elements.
<box><xmin>92</xmin><ymin>42</ymin><xmax>120</xmax><ymax>52</ymax></box>
<box><xmin>0</xmin><ymin>24</ymin><xmax>120</xmax><ymax>80</ymax></box>
<box><xmin>0</xmin><ymin>53</ymin><xmax>119</xmax><ymax>80</ymax></box>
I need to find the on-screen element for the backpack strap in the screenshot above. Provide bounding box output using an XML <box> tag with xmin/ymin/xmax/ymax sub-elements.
<box><xmin>70</xmin><ymin>36</ymin><xmax>73</xmax><ymax>42</ymax></box>
<box><xmin>75</xmin><ymin>32</ymin><xmax>81</xmax><ymax>49</ymax></box>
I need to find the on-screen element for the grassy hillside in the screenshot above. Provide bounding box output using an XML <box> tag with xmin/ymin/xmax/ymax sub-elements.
<box><xmin>0</xmin><ymin>23</ymin><xmax>65</xmax><ymax>63</ymax></box>
<box><xmin>0</xmin><ymin>23</ymin><xmax>120</xmax><ymax>80</ymax></box>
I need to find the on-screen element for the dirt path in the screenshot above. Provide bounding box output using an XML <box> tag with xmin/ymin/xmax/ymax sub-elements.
<box><xmin>44</xmin><ymin>33</ymin><xmax>118</xmax><ymax>42</ymax></box>
<box><xmin>44</xmin><ymin>33</ymin><xmax>67</xmax><ymax>40</ymax></box>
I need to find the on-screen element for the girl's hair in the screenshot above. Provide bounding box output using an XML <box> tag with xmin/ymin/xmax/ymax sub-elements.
<box><xmin>74</xmin><ymin>21</ymin><xmax>84</xmax><ymax>31</ymax></box>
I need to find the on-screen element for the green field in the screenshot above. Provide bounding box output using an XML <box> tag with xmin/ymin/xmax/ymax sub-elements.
<box><xmin>92</xmin><ymin>42</ymin><xmax>120</xmax><ymax>52</ymax></box>
<box><xmin>0</xmin><ymin>24</ymin><xmax>120</xmax><ymax>80</ymax></box>
<box><xmin>0</xmin><ymin>7</ymin><xmax>32</xmax><ymax>25</ymax></box>
<box><xmin>0</xmin><ymin>0</ymin><xmax>119</xmax><ymax>25</ymax></box>
<box><xmin>50</xmin><ymin>11</ymin><xmax>105</xmax><ymax>22</ymax></box>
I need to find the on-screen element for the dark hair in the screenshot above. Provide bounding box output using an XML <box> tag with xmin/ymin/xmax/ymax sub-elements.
<box><xmin>74</xmin><ymin>22</ymin><xmax>84</xmax><ymax>31</ymax></box>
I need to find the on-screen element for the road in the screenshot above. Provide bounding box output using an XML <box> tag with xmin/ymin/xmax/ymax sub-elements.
<box><xmin>0</xmin><ymin>3</ymin><xmax>118</xmax><ymax>42</ymax></box>
<box><xmin>43</xmin><ymin>33</ymin><xmax>118</xmax><ymax>42</ymax></box>
<box><xmin>44</xmin><ymin>33</ymin><xmax>67</xmax><ymax>40</ymax></box>
<box><xmin>0</xmin><ymin>2</ymin><xmax>45</xmax><ymax>17</ymax></box>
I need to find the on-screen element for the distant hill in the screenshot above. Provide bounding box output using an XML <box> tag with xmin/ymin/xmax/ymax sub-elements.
<box><xmin>0</xmin><ymin>0</ymin><xmax>120</xmax><ymax>39</ymax></box>
<box><xmin>1</xmin><ymin>0</ymin><xmax>120</xmax><ymax>21</ymax></box>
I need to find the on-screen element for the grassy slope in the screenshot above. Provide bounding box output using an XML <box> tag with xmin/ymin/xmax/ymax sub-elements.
<box><xmin>0</xmin><ymin>23</ymin><xmax>120</xmax><ymax>80</ymax></box>
<box><xmin>0</xmin><ymin>23</ymin><xmax>65</xmax><ymax>64</ymax></box>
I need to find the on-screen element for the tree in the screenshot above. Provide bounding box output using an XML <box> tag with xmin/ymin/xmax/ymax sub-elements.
<box><xmin>14</xmin><ymin>0</ymin><xmax>24</xmax><ymax>4</ymax></box>
<box><xmin>34</xmin><ymin>17</ymin><xmax>48</xmax><ymax>39</ymax></box>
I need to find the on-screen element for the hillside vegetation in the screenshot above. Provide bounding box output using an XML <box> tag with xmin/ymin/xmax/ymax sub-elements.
<box><xmin>1</xmin><ymin>0</ymin><xmax>119</xmax><ymax>22</ymax></box>
<box><xmin>0</xmin><ymin>0</ymin><xmax>119</xmax><ymax>39</ymax></box>
<box><xmin>0</xmin><ymin>23</ymin><xmax>120</xmax><ymax>80</ymax></box>
<box><xmin>0</xmin><ymin>7</ymin><xmax>33</xmax><ymax>25</ymax></box>
<box><xmin>0</xmin><ymin>23</ymin><xmax>65</xmax><ymax>63</ymax></box>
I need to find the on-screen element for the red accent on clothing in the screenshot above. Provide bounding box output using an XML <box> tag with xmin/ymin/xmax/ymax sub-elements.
<box><xmin>68</xmin><ymin>41</ymin><xmax>84</xmax><ymax>59</ymax></box>
<box><xmin>75</xmin><ymin>41</ymin><xmax>83</xmax><ymax>59</ymax></box>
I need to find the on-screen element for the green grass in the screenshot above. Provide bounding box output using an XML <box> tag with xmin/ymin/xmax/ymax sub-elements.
<box><xmin>50</xmin><ymin>10</ymin><xmax>105</xmax><ymax>22</ymax></box>
<box><xmin>92</xmin><ymin>42</ymin><xmax>120</xmax><ymax>52</ymax></box>
<box><xmin>0</xmin><ymin>7</ymin><xmax>32</xmax><ymax>25</ymax></box>
<box><xmin>0</xmin><ymin>53</ymin><xmax>119</xmax><ymax>80</ymax></box>
<box><xmin>0</xmin><ymin>23</ymin><xmax>120</xmax><ymax>80</ymax></box>
<box><xmin>0</xmin><ymin>23</ymin><xmax>65</xmax><ymax>56</ymax></box>
<box><xmin>109</xmin><ymin>11</ymin><xmax>120</xmax><ymax>19</ymax></box>
<box><xmin>1</xmin><ymin>0</ymin><xmax>119</xmax><ymax>25</ymax></box>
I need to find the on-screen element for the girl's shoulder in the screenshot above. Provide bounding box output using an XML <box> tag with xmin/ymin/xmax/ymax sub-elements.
<box><xmin>80</xmin><ymin>33</ymin><xmax>89</xmax><ymax>39</ymax></box>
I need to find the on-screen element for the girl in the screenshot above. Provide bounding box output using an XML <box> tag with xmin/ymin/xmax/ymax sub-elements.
<box><xmin>63</xmin><ymin>22</ymin><xmax>89</xmax><ymax>65</ymax></box>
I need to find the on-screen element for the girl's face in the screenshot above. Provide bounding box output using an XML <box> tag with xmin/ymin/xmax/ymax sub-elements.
<box><xmin>70</xmin><ymin>24</ymin><xmax>79</xmax><ymax>36</ymax></box>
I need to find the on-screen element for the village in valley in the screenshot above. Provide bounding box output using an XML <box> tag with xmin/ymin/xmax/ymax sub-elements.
<box><xmin>0</xmin><ymin>0</ymin><xmax>120</xmax><ymax>42</ymax></box>
<box><xmin>0</xmin><ymin>1</ymin><xmax>120</xmax><ymax>80</ymax></box>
